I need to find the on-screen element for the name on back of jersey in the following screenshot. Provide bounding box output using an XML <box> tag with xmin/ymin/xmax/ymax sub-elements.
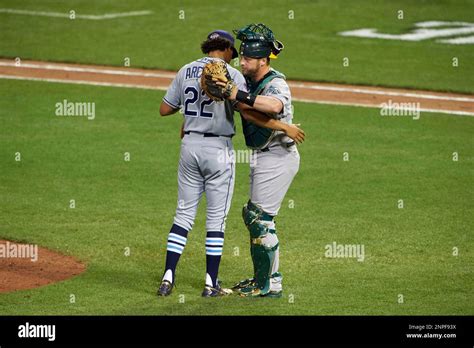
<box><xmin>185</xmin><ymin>66</ymin><xmax>203</xmax><ymax>80</ymax></box>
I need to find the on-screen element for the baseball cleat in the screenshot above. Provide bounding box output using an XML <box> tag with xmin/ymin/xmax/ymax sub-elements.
<box><xmin>235</xmin><ymin>282</ymin><xmax>257</xmax><ymax>295</ymax></box>
<box><xmin>201</xmin><ymin>282</ymin><xmax>233</xmax><ymax>297</ymax></box>
<box><xmin>238</xmin><ymin>286</ymin><xmax>266</xmax><ymax>298</ymax></box>
<box><xmin>263</xmin><ymin>290</ymin><xmax>283</xmax><ymax>298</ymax></box>
<box><xmin>157</xmin><ymin>280</ymin><xmax>173</xmax><ymax>297</ymax></box>
<box><xmin>231</xmin><ymin>277</ymin><xmax>256</xmax><ymax>290</ymax></box>
<box><xmin>238</xmin><ymin>288</ymin><xmax>282</xmax><ymax>298</ymax></box>
<box><xmin>238</xmin><ymin>286</ymin><xmax>258</xmax><ymax>297</ymax></box>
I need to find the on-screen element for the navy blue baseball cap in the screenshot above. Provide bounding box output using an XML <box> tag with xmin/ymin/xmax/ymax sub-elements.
<box><xmin>207</xmin><ymin>30</ymin><xmax>239</xmax><ymax>59</ymax></box>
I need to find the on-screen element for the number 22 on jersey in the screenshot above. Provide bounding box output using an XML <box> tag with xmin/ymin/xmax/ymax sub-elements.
<box><xmin>184</xmin><ymin>86</ymin><xmax>214</xmax><ymax>118</ymax></box>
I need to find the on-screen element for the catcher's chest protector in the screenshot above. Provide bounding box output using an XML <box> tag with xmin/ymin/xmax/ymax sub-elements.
<box><xmin>241</xmin><ymin>70</ymin><xmax>285</xmax><ymax>149</ymax></box>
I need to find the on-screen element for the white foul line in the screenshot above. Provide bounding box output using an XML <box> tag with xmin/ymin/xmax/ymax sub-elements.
<box><xmin>294</xmin><ymin>98</ymin><xmax>474</xmax><ymax>117</ymax></box>
<box><xmin>0</xmin><ymin>74</ymin><xmax>166</xmax><ymax>90</ymax></box>
<box><xmin>0</xmin><ymin>8</ymin><xmax>153</xmax><ymax>20</ymax></box>
<box><xmin>1</xmin><ymin>60</ymin><xmax>472</xmax><ymax>104</ymax></box>
<box><xmin>0</xmin><ymin>61</ymin><xmax>176</xmax><ymax>79</ymax></box>
<box><xmin>288</xmin><ymin>83</ymin><xmax>474</xmax><ymax>103</ymax></box>
<box><xmin>1</xmin><ymin>74</ymin><xmax>473</xmax><ymax>117</ymax></box>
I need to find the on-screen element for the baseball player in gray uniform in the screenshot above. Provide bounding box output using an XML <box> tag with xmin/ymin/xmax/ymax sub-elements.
<box><xmin>214</xmin><ymin>24</ymin><xmax>301</xmax><ymax>297</ymax></box>
<box><xmin>157</xmin><ymin>30</ymin><xmax>304</xmax><ymax>297</ymax></box>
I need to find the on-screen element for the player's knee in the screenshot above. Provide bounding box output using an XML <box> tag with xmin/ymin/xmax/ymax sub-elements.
<box><xmin>173</xmin><ymin>215</ymin><xmax>194</xmax><ymax>232</ymax></box>
<box><xmin>206</xmin><ymin>219</ymin><xmax>226</xmax><ymax>233</ymax></box>
<box><xmin>260</xmin><ymin>231</ymin><xmax>279</xmax><ymax>250</ymax></box>
<box><xmin>242</xmin><ymin>200</ymin><xmax>275</xmax><ymax>240</ymax></box>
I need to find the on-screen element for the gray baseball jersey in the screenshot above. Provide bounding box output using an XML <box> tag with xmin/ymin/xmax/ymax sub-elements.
<box><xmin>163</xmin><ymin>57</ymin><xmax>247</xmax><ymax>136</ymax></box>
<box><xmin>261</xmin><ymin>76</ymin><xmax>293</xmax><ymax>145</ymax></box>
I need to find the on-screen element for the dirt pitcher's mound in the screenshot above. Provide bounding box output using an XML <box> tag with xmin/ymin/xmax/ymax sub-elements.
<box><xmin>0</xmin><ymin>240</ymin><xmax>86</xmax><ymax>293</ymax></box>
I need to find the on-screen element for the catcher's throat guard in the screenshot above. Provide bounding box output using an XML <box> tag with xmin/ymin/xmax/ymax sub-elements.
<box><xmin>242</xmin><ymin>200</ymin><xmax>278</xmax><ymax>296</ymax></box>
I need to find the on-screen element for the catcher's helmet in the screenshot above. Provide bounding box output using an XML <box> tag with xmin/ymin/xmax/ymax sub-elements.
<box><xmin>239</xmin><ymin>40</ymin><xmax>284</xmax><ymax>59</ymax></box>
<box><xmin>234</xmin><ymin>23</ymin><xmax>284</xmax><ymax>59</ymax></box>
<box><xmin>239</xmin><ymin>40</ymin><xmax>271</xmax><ymax>59</ymax></box>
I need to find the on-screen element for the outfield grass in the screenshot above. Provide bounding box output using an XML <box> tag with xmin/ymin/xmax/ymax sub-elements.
<box><xmin>0</xmin><ymin>0</ymin><xmax>473</xmax><ymax>93</ymax></box>
<box><xmin>0</xmin><ymin>79</ymin><xmax>472</xmax><ymax>315</ymax></box>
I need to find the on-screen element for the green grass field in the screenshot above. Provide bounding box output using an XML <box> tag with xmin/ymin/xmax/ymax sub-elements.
<box><xmin>0</xmin><ymin>0</ymin><xmax>474</xmax><ymax>93</ymax></box>
<box><xmin>0</xmin><ymin>79</ymin><xmax>472</xmax><ymax>315</ymax></box>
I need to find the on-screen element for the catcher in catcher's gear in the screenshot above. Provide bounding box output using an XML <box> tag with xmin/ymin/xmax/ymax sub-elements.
<box><xmin>202</xmin><ymin>23</ymin><xmax>303</xmax><ymax>298</ymax></box>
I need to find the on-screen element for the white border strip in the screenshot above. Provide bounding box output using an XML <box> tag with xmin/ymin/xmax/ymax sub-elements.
<box><xmin>0</xmin><ymin>8</ymin><xmax>153</xmax><ymax>20</ymax></box>
<box><xmin>1</xmin><ymin>74</ymin><xmax>473</xmax><ymax>117</ymax></box>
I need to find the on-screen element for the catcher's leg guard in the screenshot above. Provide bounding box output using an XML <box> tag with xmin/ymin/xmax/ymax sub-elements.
<box><xmin>242</xmin><ymin>200</ymin><xmax>278</xmax><ymax>296</ymax></box>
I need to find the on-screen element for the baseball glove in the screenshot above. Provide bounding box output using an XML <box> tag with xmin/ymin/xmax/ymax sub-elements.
<box><xmin>200</xmin><ymin>60</ymin><xmax>236</xmax><ymax>101</ymax></box>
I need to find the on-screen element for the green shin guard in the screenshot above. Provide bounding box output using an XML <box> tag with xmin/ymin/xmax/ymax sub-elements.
<box><xmin>242</xmin><ymin>201</ymin><xmax>278</xmax><ymax>296</ymax></box>
<box><xmin>251</xmin><ymin>242</ymin><xmax>276</xmax><ymax>295</ymax></box>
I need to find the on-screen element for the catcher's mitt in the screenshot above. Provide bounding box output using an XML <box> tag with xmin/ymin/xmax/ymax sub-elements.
<box><xmin>200</xmin><ymin>60</ymin><xmax>236</xmax><ymax>101</ymax></box>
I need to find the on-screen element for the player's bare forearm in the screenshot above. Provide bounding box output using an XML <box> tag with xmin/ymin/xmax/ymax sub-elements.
<box><xmin>240</xmin><ymin>107</ymin><xmax>284</xmax><ymax>130</ymax></box>
<box><xmin>159</xmin><ymin>101</ymin><xmax>179</xmax><ymax>116</ymax></box>
<box><xmin>239</xmin><ymin>106</ymin><xmax>305</xmax><ymax>144</ymax></box>
<box><xmin>251</xmin><ymin>95</ymin><xmax>283</xmax><ymax>115</ymax></box>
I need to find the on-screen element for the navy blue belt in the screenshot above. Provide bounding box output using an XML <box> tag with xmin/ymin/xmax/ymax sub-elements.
<box><xmin>184</xmin><ymin>131</ymin><xmax>232</xmax><ymax>138</ymax></box>
<box><xmin>260</xmin><ymin>141</ymin><xmax>295</xmax><ymax>152</ymax></box>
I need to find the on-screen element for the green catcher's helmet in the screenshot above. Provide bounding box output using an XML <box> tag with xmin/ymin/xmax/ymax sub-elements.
<box><xmin>234</xmin><ymin>23</ymin><xmax>284</xmax><ymax>59</ymax></box>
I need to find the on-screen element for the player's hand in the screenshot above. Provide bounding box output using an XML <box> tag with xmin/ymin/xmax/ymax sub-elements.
<box><xmin>215</xmin><ymin>81</ymin><xmax>238</xmax><ymax>100</ymax></box>
<box><xmin>284</xmin><ymin>123</ymin><xmax>305</xmax><ymax>144</ymax></box>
